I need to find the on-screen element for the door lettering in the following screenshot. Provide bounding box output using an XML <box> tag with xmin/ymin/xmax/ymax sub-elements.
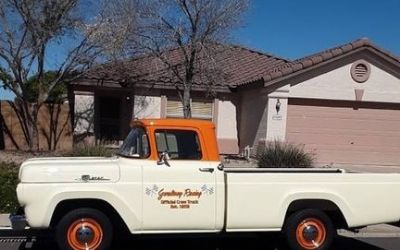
<box><xmin>145</xmin><ymin>185</ymin><xmax>214</xmax><ymax>209</ymax></box>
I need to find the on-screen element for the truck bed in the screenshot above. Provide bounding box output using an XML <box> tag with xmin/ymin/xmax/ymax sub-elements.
<box><xmin>224</xmin><ymin>169</ymin><xmax>400</xmax><ymax>232</ymax></box>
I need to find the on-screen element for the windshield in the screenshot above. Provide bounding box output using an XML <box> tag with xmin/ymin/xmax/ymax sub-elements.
<box><xmin>117</xmin><ymin>127</ymin><xmax>150</xmax><ymax>158</ymax></box>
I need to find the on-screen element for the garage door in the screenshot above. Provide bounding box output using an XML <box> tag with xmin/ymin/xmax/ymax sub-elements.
<box><xmin>286</xmin><ymin>98</ymin><xmax>400</xmax><ymax>166</ymax></box>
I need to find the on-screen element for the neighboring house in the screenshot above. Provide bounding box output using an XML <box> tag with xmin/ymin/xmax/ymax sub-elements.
<box><xmin>70</xmin><ymin>38</ymin><xmax>400</xmax><ymax>167</ymax></box>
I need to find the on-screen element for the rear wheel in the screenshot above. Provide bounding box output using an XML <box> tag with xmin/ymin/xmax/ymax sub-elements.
<box><xmin>284</xmin><ymin>209</ymin><xmax>335</xmax><ymax>250</ymax></box>
<box><xmin>56</xmin><ymin>208</ymin><xmax>113</xmax><ymax>250</ymax></box>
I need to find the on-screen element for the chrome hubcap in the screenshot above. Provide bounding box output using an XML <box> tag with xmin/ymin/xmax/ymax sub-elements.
<box><xmin>76</xmin><ymin>226</ymin><xmax>94</xmax><ymax>244</ymax></box>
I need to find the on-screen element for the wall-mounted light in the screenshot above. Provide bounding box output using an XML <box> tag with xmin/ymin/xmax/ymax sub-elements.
<box><xmin>275</xmin><ymin>98</ymin><xmax>281</xmax><ymax>114</ymax></box>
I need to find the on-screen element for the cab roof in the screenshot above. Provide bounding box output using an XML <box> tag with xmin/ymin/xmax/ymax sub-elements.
<box><xmin>130</xmin><ymin>118</ymin><xmax>215</xmax><ymax>129</ymax></box>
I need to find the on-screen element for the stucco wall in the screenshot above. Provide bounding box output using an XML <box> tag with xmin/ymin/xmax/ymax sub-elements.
<box><xmin>290</xmin><ymin>61</ymin><xmax>400</xmax><ymax>103</ymax></box>
<box><xmin>238</xmin><ymin>88</ymin><xmax>269</xmax><ymax>152</ymax></box>
<box><xmin>266</xmin><ymin>85</ymin><xmax>289</xmax><ymax>141</ymax></box>
<box><xmin>216</xmin><ymin>98</ymin><xmax>239</xmax><ymax>154</ymax></box>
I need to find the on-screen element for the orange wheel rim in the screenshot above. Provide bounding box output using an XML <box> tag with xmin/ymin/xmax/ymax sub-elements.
<box><xmin>295</xmin><ymin>218</ymin><xmax>327</xmax><ymax>249</ymax></box>
<box><xmin>67</xmin><ymin>218</ymin><xmax>103</xmax><ymax>250</ymax></box>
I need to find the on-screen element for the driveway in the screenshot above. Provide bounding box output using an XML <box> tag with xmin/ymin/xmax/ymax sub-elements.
<box><xmin>0</xmin><ymin>233</ymin><xmax>399</xmax><ymax>250</ymax></box>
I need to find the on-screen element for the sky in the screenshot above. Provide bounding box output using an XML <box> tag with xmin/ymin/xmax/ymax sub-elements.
<box><xmin>1</xmin><ymin>0</ymin><xmax>400</xmax><ymax>100</ymax></box>
<box><xmin>234</xmin><ymin>0</ymin><xmax>400</xmax><ymax>59</ymax></box>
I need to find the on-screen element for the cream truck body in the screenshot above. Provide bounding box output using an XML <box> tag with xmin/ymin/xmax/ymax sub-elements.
<box><xmin>16</xmin><ymin>119</ymin><xmax>400</xmax><ymax>250</ymax></box>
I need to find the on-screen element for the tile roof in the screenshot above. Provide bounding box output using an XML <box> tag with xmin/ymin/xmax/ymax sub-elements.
<box><xmin>75</xmin><ymin>44</ymin><xmax>289</xmax><ymax>91</ymax></box>
<box><xmin>74</xmin><ymin>38</ymin><xmax>400</xmax><ymax>91</ymax></box>
<box><xmin>258</xmin><ymin>38</ymin><xmax>400</xmax><ymax>87</ymax></box>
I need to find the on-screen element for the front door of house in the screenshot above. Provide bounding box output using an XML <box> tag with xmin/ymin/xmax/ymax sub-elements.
<box><xmin>98</xmin><ymin>96</ymin><xmax>121</xmax><ymax>141</ymax></box>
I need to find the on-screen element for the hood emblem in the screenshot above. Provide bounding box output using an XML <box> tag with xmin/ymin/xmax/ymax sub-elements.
<box><xmin>76</xmin><ymin>175</ymin><xmax>111</xmax><ymax>182</ymax></box>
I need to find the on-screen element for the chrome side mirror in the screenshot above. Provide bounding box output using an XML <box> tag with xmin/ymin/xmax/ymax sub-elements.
<box><xmin>157</xmin><ymin>151</ymin><xmax>171</xmax><ymax>167</ymax></box>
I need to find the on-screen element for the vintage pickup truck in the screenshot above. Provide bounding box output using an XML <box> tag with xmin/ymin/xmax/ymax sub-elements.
<box><xmin>16</xmin><ymin>119</ymin><xmax>400</xmax><ymax>250</ymax></box>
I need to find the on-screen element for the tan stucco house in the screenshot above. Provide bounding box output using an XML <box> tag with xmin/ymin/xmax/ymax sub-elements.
<box><xmin>70</xmin><ymin>38</ymin><xmax>400</xmax><ymax>167</ymax></box>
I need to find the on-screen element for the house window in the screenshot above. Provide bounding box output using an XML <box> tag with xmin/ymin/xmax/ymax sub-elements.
<box><xmin>155</xmin><ymin>130</ymin><xmax>202</xmax><ymax>160</ymax></box>
<box><xmin>166</xmin><ymin>99</ymin><xmax>213</xmax><ymax>120</ymax></box>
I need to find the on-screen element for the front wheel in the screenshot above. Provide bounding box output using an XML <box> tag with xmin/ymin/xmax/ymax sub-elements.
<box><xmin>56</xmin><ymin>208</ymin><xmax>113</xmax><ymax>250</ymax></box>
<box><xmin>284</xmin><ymin>209</ymin><xmax>335</xmax><ymax>250</ymax></box>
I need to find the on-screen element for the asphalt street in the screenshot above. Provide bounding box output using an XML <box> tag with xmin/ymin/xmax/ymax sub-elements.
<box><xmin>0</xmin><ymin>233</ymin><xmax>399</xmax><ymax>250</ymax></box>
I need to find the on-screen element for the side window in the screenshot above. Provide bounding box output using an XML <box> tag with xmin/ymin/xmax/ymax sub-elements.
<box><xmin>155</xmin><ymin>130</ymin><xmax>202</xmax><ymax>160</ymax></box>
<box><xmin>118</xmin><ymin>127</ymin><xmax>150</xmax><ymax>158</ymax></box>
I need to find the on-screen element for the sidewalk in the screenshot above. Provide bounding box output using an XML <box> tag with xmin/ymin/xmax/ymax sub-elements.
<box><xmin>339</xmin><ymin>224</ymin><xmax>400</xmax><ymax>238</ymax></box>
<box><xmin>1</xmin><ymin>213</ymin><xmax>399</xmax><ymax>237</ymax></box>
<box><xmin>0</xmin><ymin>214</ymin><xmax>10</xmax><ymax>228</ymax></box>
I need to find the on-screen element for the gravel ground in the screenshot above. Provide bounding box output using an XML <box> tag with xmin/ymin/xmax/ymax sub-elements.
<box><xmin>222</xmin><ymin>157</ymin><xmax>257</xmax><ymax>168</ymax></box>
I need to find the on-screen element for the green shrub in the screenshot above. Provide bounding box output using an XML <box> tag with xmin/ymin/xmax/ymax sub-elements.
<box><xmin>67</xmin><ymin>145</ymin><xmax>113</xmax><ymax>157</ymax></box>
<box><xmin>0</xmin><ymin>162</ymin><xmax>19</xmax><ymax>213</ymax></box>
<box><xmin>257</xmin><ymin>141</ymin><xmax>314</xmax><ymax>168</ymax></box>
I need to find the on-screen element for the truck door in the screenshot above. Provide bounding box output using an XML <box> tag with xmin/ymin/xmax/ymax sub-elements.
<box><xmin>142</xmin><ymin>128</ymin><xmax>217</xmax><ymax>231</ymax></box>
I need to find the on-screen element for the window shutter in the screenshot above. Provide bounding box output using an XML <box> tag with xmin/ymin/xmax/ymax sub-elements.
<box><xmin>166</xmin><ymin>100</ymin><xmax>184</xmax><ymax>118</ymax></box>
<box><xmin>191</xmin><ymin>101</ymin><xmax>213</xmax><ymax>120</ymax></box>
<box><xmin>166</xmin><ymin>99</ymin><xmax>213</xmax><ymax>120</ymax></box>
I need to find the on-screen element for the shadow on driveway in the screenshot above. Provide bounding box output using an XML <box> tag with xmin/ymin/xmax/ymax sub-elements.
<box><xmin>15</xmin><ymin>234</ymin><xmax>386</xmax><ymax>250</ymax></box>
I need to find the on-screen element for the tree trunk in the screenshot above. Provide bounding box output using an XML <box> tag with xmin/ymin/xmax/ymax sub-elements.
<box><xmin>18</xmin><ymin>102</ymin><xmax>35</xmax><ymax>151</ymax></box>
<box><xmin>9</xmin><ymin>99</ymin><xmax>41</xmax><ymax>151</ymax></box>
<box><xmin>29</xmin><ymin>103</ymin><xmax>40</xmax><ymax>151</ymax></box>
<box><xmin>182</xmin><ymin>88</ymin><xmax>191</xmax><ymax>118</ymax></box>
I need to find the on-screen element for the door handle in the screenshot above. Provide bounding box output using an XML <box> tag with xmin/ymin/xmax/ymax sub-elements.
<box><xmin>199</xmin><ymin>167</ymin><xmax>214</xmax><ymax>173</ymax></box>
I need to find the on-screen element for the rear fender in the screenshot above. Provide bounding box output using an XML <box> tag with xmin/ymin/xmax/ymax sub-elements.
<box><xmin>280</xmin><ymin>191</ymin><xmax>353</xmax><ymax>226</ymax></box>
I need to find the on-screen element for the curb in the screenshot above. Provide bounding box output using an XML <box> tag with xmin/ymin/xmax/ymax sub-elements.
<box><xmin>338</xmin><ymin>224</ymin><xmax>400</xmax><ymax>238</ymax></box>
<box><xmin>339</xmin><ymin>231</ymin><xmax>400</xmax><ymax>238</ymax></box>
<box><xmin>0</xmin><ymin>214</ymin><xmax>10</xmax><ymax>228</ymax></box>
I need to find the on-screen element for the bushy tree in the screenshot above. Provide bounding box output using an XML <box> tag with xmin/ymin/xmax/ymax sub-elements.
<box><xmin>104</xmin><ymin>0</ymin><xmax>249</xmax><ymax>118</ymax></box>
<box><xmin>141</xmin><ymin>0</ymin><xmax>249</xmax><ymax>117</ymax></box>
<box><xmin>0</xmin><ymin>0</ymin><xmax>114</xmax><ymax>151</ymax></box>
